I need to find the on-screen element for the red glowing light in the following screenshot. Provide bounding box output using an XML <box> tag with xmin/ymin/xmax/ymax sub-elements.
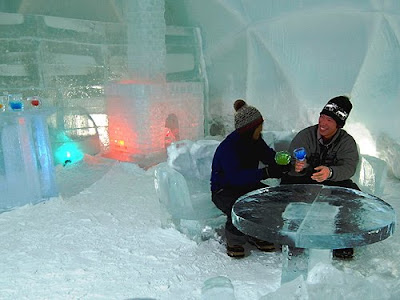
<box><xmin>31</xmin><ymin>99</ymin><xmax>40</xmax><ymax>106</ymax></box>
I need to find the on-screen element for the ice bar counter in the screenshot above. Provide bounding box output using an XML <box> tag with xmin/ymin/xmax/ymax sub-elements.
<box><xmin>0</xmin><ymin>109</ymin><xmax>58</xmax><ymax>212</ymax></box>
<box><xmin>232</xmin><ymin>184</ymin><xmax>396</xmax><ymax>283</ymax></box>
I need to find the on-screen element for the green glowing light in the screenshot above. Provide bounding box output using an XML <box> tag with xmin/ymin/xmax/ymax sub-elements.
<box><xmin>53</xmin><ymin>132</ymin><xmax>84</xmax><ymax>166</ymax></box>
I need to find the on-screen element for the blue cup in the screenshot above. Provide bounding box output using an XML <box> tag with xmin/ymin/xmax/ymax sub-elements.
<box><xmin>8</xmin><ymin>94</ymin><xmax>24</xmax><ymax>111</ymax></box>
<box><xmin>293</xmin><ymin>147</ymin><xmax>306</xmax><ymax>161</ymax></box>
<box><xmin>9</xmin><ymin>101</ymin><xmax>23</xmax><ymax>111</ymax></box>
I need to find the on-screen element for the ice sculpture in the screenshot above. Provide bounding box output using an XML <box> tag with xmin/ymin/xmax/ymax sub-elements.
<box><xmin>0</xmin><ymin>109</ymin><xmax>58</xmax><ymax>212</ymax></box>
<box><xmin>154</xmin><ymin>139</ymin><xmax>224</xmax><ymax>241</ymax></box>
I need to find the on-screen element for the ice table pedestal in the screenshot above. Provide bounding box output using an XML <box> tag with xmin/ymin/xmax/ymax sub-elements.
<box><xmin>232</xmin><ymin>184</ymin><xmax>396</xmax><ymax>284</ymax></box>
<box><xmin>0</xmin><ymin>109</ymin><xmax>58</xmax><ymax>212</ymax></box>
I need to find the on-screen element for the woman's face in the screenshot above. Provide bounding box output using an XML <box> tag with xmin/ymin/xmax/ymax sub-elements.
<box><xmin>252</xmin><ymin>123</ymin><xmax>263</xmax><ymax>140</ymax></box>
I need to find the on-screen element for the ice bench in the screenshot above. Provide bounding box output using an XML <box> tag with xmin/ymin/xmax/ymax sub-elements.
<box><xmin>154</xmin><ymin>131</ymin><xmax>387</xmax><ymax>242</ymax></box>
<box><xmin>154</xmin><ymin>139</ymin><xmax>225</xmax><ymax>242</ymax></box>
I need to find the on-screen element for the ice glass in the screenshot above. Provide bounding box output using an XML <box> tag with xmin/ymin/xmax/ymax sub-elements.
<box><xmin>8</xmin><ymin>94</ymin><xmax>24</xmax><ymax>111</ymax></box>
<box><xmin>293</xmin><ymin>147</ymin><xmax>307</xmax><ymax>161</ymax></box>
<box><xmin>275</xmin><ymin>151</ymin><xmax>291</xmax><ymax>165</ymax></box>
<box><xmin>27</xmin><ymin>96</ymin><xmax>41</xmax><ymax>108</ymax></box>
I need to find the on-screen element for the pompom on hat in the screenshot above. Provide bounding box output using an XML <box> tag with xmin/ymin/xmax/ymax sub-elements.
<box><xmin>233</xmin><ymin>99</ymin><xmax>264</xmax><ymax>133</ymax></box>
<box><xmin>320</xmin><ymin>96</ymin><xmax>353</xmax><ymax>128</ymax></box>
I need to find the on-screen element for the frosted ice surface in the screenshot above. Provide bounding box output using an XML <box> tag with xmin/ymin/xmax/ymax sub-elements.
<box><xmin>233</xmin><ymin>185</ymin><xmax>395</xmax><ymax>249</ymax></box>
<box><xmin>167</xmin><ymin>140</ymin><xmax>194</xmax><ymax>178</ymax></box>
<box><xmin>377</xmin><ymin>133</ymin><xmax>400</xmax><ymax>179</ymax></box>
<box><xmin>155</xmin><ymin>139</ymin><xmax>223</xmax><ymax>239</ymax></box>
<box><xmin>201</xmin><ymin>276</ymin><xmax>236</xmax><ymax>300</ymax></box>
<box><xmin>282</xmin><ymin>202</ymin><xmax>339</xmax><ymax>238</ymax></box>
<box><xmin>354</xmin><ymin>154</ymin><xmax>388</xmax><ymax>196</ymax></box>
<box><xmin>154</xmin><ymin>162</ymin><xmax>220</xmax><ymax>221</ymax></box>
<box><xmin>190</xmin><ymin>139</ymin><xmax>220</xmax><ymax>180</ymax></box>
<box><xmin>1</xmin><ymin>122</ymin><xmax>41</xmax><ymax>210</ymax></box>
<box><xmin>265</xmin><ymin>261</ymin><xmax>391</xmax><ymax>300</ymax></box>
<box><xmin>262</xmin><ymin>131</ymin><xmax>296</xmax><ymax>152</ymax></box>
<box><xmin>154</xmin><ymin>162</ymin><xmax>193</xmax><ymax>219</ymax></box>
<box><xmin>0</xmin><ymin>110</ymin><xmax>58</xmax><ymax>212</ymax></box>
<box><xmin>167</xmin><ymin>139</ymin><xmax>220</xmax><ymax>180</ymax></box>
<box><xmin>260</xmin><ymin>275</ymin><xmax>308</xmax><ymax>300</ymax></box>
<box><xmin>185</xmin><ymin>1</ymin><xmax>400</xmax><ymax>141</ymax></box>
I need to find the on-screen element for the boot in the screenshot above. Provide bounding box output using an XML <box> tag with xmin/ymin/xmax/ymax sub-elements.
<box><xmin>333</xmin><ymin>248</ymin><xmax>354</xmax><ymax>259</ymax></box>
<box><xmin>226</xmin><ymin>244</ymin><xmax>245</xmax><ymax>258</ymax></box>
<box><xmin>248</xmin><ymin>237</ymin><xmax>275</xmax><ymax>252</ymax></box>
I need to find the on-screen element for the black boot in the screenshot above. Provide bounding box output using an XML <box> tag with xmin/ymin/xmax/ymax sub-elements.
<box><xmin>248</xmin><ymin>237</ymin><xmax>275</xmax><ymax>252</ymax></box>
<box><xmin>333</xmin><ymin>248</ymin><xmax>354</xmax><ymax>259</ymax></box>
<box><xmin>226</xmin><ymin>244</ymin><xmax>245</xmax><ymax>258</ymax></box>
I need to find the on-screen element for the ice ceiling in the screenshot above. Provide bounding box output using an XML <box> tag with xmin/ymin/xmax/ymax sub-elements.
<box><xmin>179</xmin><ymin>1</ymin><xmax>400</xmax><ymax>145</ymax></box>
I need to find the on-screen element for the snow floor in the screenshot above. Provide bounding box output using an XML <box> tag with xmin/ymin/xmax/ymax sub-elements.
<box><xmin>1</xmin><ymin>155</ymin><xmax>399</xmax><ymax>299</ymax></box>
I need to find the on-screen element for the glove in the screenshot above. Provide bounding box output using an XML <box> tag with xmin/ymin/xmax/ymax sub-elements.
<box><xmin>264</xmin><ymin>163</ymin><xmax>291</xmax><ymax>179</ymax></box>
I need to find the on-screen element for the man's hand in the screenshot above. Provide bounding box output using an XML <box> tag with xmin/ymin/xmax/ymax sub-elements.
<box><xmin>294</xmin><ymin>159</ymin><xmax>307</xmax><ymax>173</ymax></box>
<box><xmin>311</xmin><ymin>166</ymin><xmax>331</xmax><ymax>182</ymax></box>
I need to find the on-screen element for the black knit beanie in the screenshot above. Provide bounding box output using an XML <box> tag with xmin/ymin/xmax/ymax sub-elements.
<box><xmin>234</xmin><ymin>99</ymin><xmax>264</xmax><ymax>133</ymax></box>
<box><xmin>320</xmin><ymin>96</ymin><xmax>352</xmax><ymax>128</ymax></box>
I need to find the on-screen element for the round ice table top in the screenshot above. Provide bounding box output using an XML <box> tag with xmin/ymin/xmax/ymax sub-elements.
<box><xmin>232</xmin><ymin>184</ymin><xmax>396</xmax><ymax>249</ymax></box>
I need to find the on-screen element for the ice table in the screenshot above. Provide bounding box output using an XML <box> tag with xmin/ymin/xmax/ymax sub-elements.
<box><xmin>0</xmin><ymin>109</ymin><xmax>58</xmax><ymax>212</ymax></box>
<box><xmin>232</xmin><ymin>184</ymin><xmax>396</xmax><ymax>283</ymax></box>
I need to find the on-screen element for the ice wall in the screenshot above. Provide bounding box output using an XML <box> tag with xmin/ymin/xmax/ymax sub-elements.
<box><xmin>182</xmin><ymin>0</ymin><xmax>400</xmax><ymax>145</ymax></box>
<box><xmin>0</xmin><ymin>2</ymin><xmax>207</xmax><ymax>158</ymax></box>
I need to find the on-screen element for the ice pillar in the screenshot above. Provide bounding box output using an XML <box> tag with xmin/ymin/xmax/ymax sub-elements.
<box><xmin>124</xmin><ymin>0</ymin><xmax>166</xmax><ymax>81</ymax></box>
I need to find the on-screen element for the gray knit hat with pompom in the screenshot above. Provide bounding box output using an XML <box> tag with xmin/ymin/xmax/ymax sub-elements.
<box><xmin>234</xmin><ymin>99</ymin><xmax>264</xmax><ymax>133</ymax></box>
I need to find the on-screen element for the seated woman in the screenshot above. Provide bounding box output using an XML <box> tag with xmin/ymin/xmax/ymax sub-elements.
<box><xmin>211</xmin><ymin>99</ymin><xmax>286</xmax><ymax>258</ymax></box>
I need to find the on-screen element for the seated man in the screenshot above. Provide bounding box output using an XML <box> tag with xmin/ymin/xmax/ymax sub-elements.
<box><xmin>211</xmin><ymin>99</ymin><xmax>286</xmax><ymax>258</ymax></box>
<box><xmin>281</xmin><ymin>95</ymin><xmax>359</xmax><ymax>259</ymax></box>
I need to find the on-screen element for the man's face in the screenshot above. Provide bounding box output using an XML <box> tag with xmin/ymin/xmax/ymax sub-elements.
<box><xmin>318</xmin><ymin>114</ymin><xmax>338</xmax><ymax>140</ymax></box>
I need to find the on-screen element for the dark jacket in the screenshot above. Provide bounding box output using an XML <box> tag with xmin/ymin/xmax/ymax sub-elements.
<box><xmin>284</xmin><ymin>125</ymin><xmax>359</xmax><ymax>183</ymax></box>
<box><xmin>211</xmin><ymin>130</ymin><xmax>277</xmax><ymax>192</ymax></box>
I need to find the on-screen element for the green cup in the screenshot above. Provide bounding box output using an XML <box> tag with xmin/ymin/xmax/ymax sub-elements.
<box><xmin>275</xmin><ymin>151</ymin><xmax>291</xmax><ymax>165</ymax></box>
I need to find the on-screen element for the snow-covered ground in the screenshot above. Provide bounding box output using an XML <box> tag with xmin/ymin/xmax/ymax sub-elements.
<box><xmin>0</xmin><ymin>154</ymin><xmax>399</xmax><ymax>300</ymax></box>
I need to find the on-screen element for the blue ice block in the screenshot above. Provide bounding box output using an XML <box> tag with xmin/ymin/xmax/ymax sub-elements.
<box><xmin>0</xmin><ymin>109</ymin><xmax>58</xmax><ymax>213</ymax></box>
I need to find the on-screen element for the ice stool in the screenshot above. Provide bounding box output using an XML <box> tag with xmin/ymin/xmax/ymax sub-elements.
<box><xmin>154</xmin><ymin>139</ymin><xmax>225</xmax><ymax>242</ymax></box>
